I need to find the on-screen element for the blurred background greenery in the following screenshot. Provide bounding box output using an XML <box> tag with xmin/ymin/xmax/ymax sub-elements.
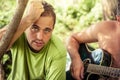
<box><xmin>48</xmin><ymin>0</ymin><xmax>103</xmax><ymax>43</ymax></box>
<box><xmin>0</xmin><ymin>0</ymin><xmax>103</xmax><ymax>45</ymax></box>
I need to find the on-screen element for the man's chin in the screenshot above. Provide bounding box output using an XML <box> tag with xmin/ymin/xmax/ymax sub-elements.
<box><xmin>27</xmin><ymin>42</ymin><xmax>44</xmax><ymax>53</ymax></box>
<box><xmin>31</xmin><ymin>48</ymin><xmax>41</xmax><ymax>53</ymax></box>
<box><xmin>30</xmin><ymin>46</ymin><xmax>43</xmax><ymax>53</ymax></box>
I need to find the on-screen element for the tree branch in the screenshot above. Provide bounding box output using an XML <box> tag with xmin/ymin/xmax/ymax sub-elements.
<box><xmin>0</xmin><ymin>0</ymin><xmax>28</xmax><ymax>79</ymax></box>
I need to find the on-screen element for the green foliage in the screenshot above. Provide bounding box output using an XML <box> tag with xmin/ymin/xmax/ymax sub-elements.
<box><xmin>0</xmin><ymin>0</ymin><xmax>16</xmax><ymax>28</ymax></box>
<box><xmin>53</xmin><ymin>0</ymin><xmax>103</xmax><ymax>41</ymax></box>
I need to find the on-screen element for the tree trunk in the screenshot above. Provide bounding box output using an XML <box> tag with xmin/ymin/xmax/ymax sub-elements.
<box><xmin>0</xmin><ymin>0</ymin><xmax>28</xmax><ymax>79</ymax></box>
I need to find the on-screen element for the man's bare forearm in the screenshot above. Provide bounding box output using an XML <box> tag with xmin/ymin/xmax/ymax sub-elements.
<box><xmin>8</xmin><ymin>0</ymin><xmax>44</xmax><ymax>49</ymax></box>
<box><xmin>67</xmin><ymin>36</ymin><xmax>80</xmax><ymax>60</ymax></box>
<box><xmin>8</xmin><ymin>16</ymin><xmax>33</xmax><ymax>49</ymax></box>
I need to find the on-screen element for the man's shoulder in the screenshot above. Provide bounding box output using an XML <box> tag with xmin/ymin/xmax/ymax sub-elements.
<box><xmin>51</xmin><ymin>35</ymin><xmax>63</xmax><ymax>45</ymax></box>
<box><xmin>45</xmin><ymin>35</ymin><xmax>67</xmax><ymax>59</ymax></box>
<box><xmin>100</xmin><ymin>20</ymin><xmax>116</xmax><ymax>27</ymax></box>
<box><xmin>12</xmin><ymin>33</ymin><xmax>26</xmax><ymax>48</ymax></box>
<box><xmin>50</xmin><ymin>35</ymin><xmax>67</xmax><ymax>53</ymax></box>
<box><xmin>93</xmin><ymin>20</ymin><xmax>116</xmax><ymax>32</ymax></box>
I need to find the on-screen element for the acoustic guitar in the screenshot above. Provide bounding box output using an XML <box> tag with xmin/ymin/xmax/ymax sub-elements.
<box><xmin>79</xmin><ymin>43</ymin><xmax>120</xmax><ymax>80</ymax></box>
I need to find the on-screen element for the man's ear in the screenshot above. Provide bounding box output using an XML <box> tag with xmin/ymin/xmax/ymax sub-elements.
<box><xmin>116</xmin><ymin>15</ymin><xmax>120</xmax><ymax>22</ymax></box>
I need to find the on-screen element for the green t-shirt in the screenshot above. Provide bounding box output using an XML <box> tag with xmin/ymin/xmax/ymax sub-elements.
<box><xmin>7</xmin><ymin>34</ymin><xmax>67</xmax><ymax>80</ymax></box>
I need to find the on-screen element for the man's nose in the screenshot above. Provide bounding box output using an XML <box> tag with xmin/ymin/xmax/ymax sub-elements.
<box><xmin>37</xmin><ymin>31</ymin><xmax>44</xmax><ymax>40</ymax></box>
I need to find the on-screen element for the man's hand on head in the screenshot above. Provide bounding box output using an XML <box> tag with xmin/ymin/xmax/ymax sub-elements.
<box><xmin>23</xmin><ymin>0</ymin><xmax>44</xmax><ymax>23</ymax></box>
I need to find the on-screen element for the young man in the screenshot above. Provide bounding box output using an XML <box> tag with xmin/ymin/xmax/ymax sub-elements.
<box><xmin>66</xmin><ymin>1</ymin><xmax>120</xmax><ymax>80</ymax></box>
<box><xmin>0</xmin><ymin>0</ymin><xmax>67</xmax><ymax>80</ymax></box>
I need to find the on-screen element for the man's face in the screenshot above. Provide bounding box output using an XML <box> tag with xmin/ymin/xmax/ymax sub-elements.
<box><xmin>25</xmin><ymin>16</ymin><xmax>54</xmax><ymax>52</ymax></box>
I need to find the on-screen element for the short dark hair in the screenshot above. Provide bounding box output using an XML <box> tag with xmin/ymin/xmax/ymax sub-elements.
<box><xmin>41</xmin><ymin>1</ymin><xmax>56</xmax><ymax>26</ymax></box>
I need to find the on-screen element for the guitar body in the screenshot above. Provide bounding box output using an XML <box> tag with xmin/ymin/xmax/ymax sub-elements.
<box><xmin>79</xmin><ymin>43</ymin><xmax>112</xmax><ymax>80</ymax></box>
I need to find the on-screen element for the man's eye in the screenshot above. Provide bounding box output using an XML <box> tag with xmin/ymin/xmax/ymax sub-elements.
<box><xmin>31</xmin><ymin>25</ymin><xmax>39</xmax><ymax>32</ymax></box>
<box><xmin>44</xmin><ymin>28</ymin><xmax>52</xmax><ymax>33</ymax></box>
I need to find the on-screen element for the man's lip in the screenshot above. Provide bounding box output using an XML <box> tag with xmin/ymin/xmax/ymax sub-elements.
<box><xmin>33</xmin><ymin>40</ymin><xmax>44</xmax><ymax>43</ymax></box>
<box><xmin>33</xmin><ymin>41</ymin><xmax>44</xmax><ymax>46</ymax></box>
